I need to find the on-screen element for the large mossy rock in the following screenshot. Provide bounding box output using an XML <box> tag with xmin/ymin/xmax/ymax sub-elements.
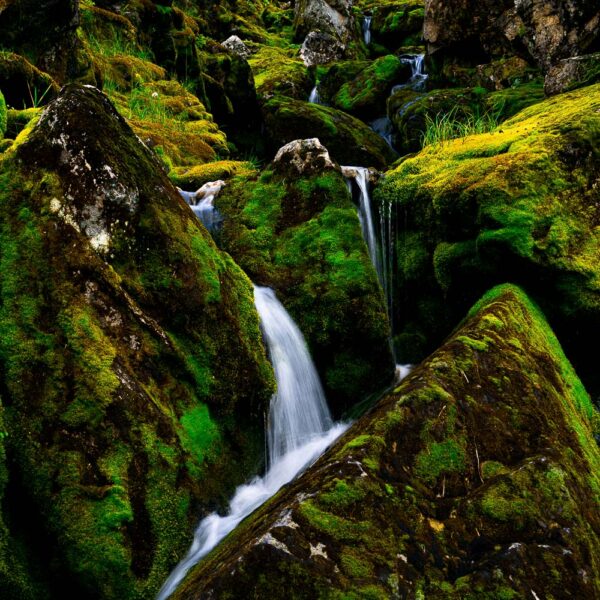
<box><xmin>263</xmin><ymin>96</ymin><xmax>396</xmax><ymax>168</ymax></box>
<box><xmin>172</xmin><ymin>284</ymin><xmax>600</xmax><ymax>599</ymax></box>
<box><xmin>215</xmin><ymin>139</ymin><xmax>394</xmax><ymax>415</ymax></box>
<box><xmin>293</xmin><ymin>0</ymin><xmax>357</xmax><ymax>48</ymax></box>
<box><xmin>376</xmin><ymin>83</ymin><xmax>600</xmax><ymax>402</ymax></box>
<box><xmin>332</xmin><ymin>54</ymin><xmax>410</xmax><ymax>120</ymax></box>
<box><xmin>0</xmin><ymin>84</ymin><xmax>274</xmax><ymax>599</ymax></box>
<box><xmin>0</xmin><ymin>0</ymin><xmax>91</xmax><ymax>83</ymax></box>
<box><xmin>361</xmin><ymin>0</ymin><xmax>425</xmax><ymax>51</ymax></box>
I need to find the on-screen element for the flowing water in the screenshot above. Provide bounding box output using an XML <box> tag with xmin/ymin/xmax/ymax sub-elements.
<box><xmin>177</xmin><ymin>180</ymin><xmax>225</xmax><ymax>233</ymax></box>
<box><xmin>392</xmin><ymin>54</ymin><xmax>428</xmax><ymax>94</ymax></box>
<box><xmin>156</xmin><ymin>286</ymin><xmax>347</xmax><ymax>600</ymax></box>
<box><xmin>308</xmin><ymin>85</ymin><xmax>321</xmax><ymax>104</ymax></box>
<box><xmin>341</xmin><ymin>166</ymin><xmax>383</xmax><ymax>286</ymax></box>
<box><xmin>363</xmin><ymin>15</ymin><xmax>372</xmax><ymax>45</ymax></box>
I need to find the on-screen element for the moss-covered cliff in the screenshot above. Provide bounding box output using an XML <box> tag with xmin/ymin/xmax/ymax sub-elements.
<box><xmin>172</xmin><ymin>284</ymin><xmax>600</xmax><ymax>599</ymax></box>
<box><xmin>0</xmin><ymin>84</ymin><xmax>274</xmax><ymax>599</ymax></box>
<box><xmin>376</xmin><ymin>83</ymin><xmax>600</xmax><ymax>403</ymax></box>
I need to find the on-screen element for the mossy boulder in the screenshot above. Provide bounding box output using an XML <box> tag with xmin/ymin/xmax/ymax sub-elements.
<box><xmin>248</xmin><ymin>46</ymin><xmax>313</xmax><ymax>101</ymax></box>
<box><xmin>0</xmin><ymin>84</ymin><xmax>274</xmax><ymax>598</ymax></box>
<box><xmin>317</xmin><ymin>59</ymin><xmax>369</xmax><ymax>104</ymax></box>
<box><xmin>214</xmin><ymin>147</ymin><xmax>394</xmax><ymax>415</ymax></box>
<box><xmin>377</xmin><ymin>83</ymin><xmax>600</xmax><ymax>402</ymax></box>
<box><xmin>0</xmin><ymin>0</ymin><xmax>89</xmax><ymax>82</ymax></box>
<box><xmin>0</xmin><ymin>90</ymin><xmax>6</xmax><ymax>138</ymax></box>
<box><xmin>263</xmin><ymin>95</ymin><xmax>396</xmax><ymax>168</ymax></box>
<box><xmin>169</xmin><ymin>160</ymin><xmax>255</xmax><ymax>190</ymax></box>
<box><xmin>332</xmin><ymin>54</ymin><xmax>410</xmax><ymax>120</ymax></box>
<box><xmin>364</xmin><ymin>0</ymin><xmax>425</xmax><ymax>51</ymax></box>
<box><xmin>388</xmin><ymin>81</ymin><xmax>545</xmax><ymax>154</ymax></box>
<box><xmin>172</xmin><ymin>284</ymin><xmax>600</xmax><ymax>599</ymax></box>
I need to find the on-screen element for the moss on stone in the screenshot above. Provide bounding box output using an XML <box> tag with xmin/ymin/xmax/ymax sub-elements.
<box><xmin>216</xmin><ymin>165</ymin><xmax>393</xmax><ymax>414</ymax></box>
<box><xmin>0</xmin><ymin>90</ymin><xmax>6</xmax><ymax>138</ymax></box>
<box><xmin>173</xmin><ymin>284</ymin><xmax>600</xmax><ymax>599</ymax></box>
<box><xmin>0</xmin><ymin>84</ymin><xmax>275</xmax><ymax>598</ymax></box>
<box><xmin>378</xmin><ymin>83</ymin><xmax>600</xmax><ymax>402</ymax></box>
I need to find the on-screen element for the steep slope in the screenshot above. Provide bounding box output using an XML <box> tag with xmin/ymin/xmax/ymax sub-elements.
<box><xmin>172</xmin><ymin>284</ymin><xmax>600</xmax><ymax>599</ymax></box>
<box><xmin>0</xmin><ymin>84</ymin><xmax>274</xmax><ymax>599</ymax></box>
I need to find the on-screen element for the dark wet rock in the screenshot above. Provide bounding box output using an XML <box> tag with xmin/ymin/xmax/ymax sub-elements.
<box><xmin>424</xmin><ymin>0</ymin><xmax>600</xmax><ymax>78</ymax></box>
<box><xmin>0</xmin><ymin>0</ymin><xmax>90</xmax><ymax>83</ymax></box>
<box><xmin>0</xmin><ymin>83</ymin><xmax>274</xmax><ymax>599</ymax></box>
<box><xmin>172</xmin><ymin>284</ymin><xmax>600</xmax><ymax>599</ymax></box>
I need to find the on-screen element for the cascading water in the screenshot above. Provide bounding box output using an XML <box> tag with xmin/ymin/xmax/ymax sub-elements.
<box><xmin>177</xmin><ymin>180</ymin><xmax>225</xmax><ymax>233</ymax></box>
<box><xmin>341</xmin><ymin>166</ymin><xmax>383</xmax><ymax>283</ymax></box>
<box><xmin>308</xmin><ymin>85</ymin><xmax>321</xmax><ymax>104</ymax></box>
<box><xmin>342</xmin><ymin>167</ymin><xmax>411</xmax><ymax>380</ymax></box>
<box><xmin>392</xmin><ymin>54</ymin><xmax>428</xmax><ymax>94</ymax></box>
<box><xmin>362</xmin><ymin>15</ymin><xmax>372</xmax><ymax>45</ymax></box>
<box><xmin>156</xmin><ymin>286</ymin><xmax>347</xmax><ymax>600</ymax></box>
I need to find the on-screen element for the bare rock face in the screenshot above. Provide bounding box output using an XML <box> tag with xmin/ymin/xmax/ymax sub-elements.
<box><xmin>424</xmin><ymin>0</ymin><xmax>600</xmax><ymax>77</ymax></box>
<box><xmin>544</xmin><ymin>52</ymin><xmax>600</xmax><ymax>95</ymax></box>
<box><xmin>221</xmin><ymin>35</ymin><xmax>252</xmax><ymax>60</ymax></box>
<box><xmin>299</xmin><ymin>31</ymin><xmax>346</xmax><ymax>67</ymax></box>
<box><xmin>272</xmin><ymin>138</ymin><xmax>337</xmax><ymax>177</ymax></box>
<box><xmin>293</xmin><ymin>0</ymin><xmax>357</xmax><ymax>50</ymax></box>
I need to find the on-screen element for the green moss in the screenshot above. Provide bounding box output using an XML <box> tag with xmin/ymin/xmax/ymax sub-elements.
<box><xmin>179</xmin><ymin>404</ymin><xmax>222</xmax><ymax>474</ymax></box>
<box><xmin>0</xmin><ymin>90</ymin><xmax>6</xmax><ymax>138</ymax></box>
<box><xmin>415</xmin><ymin>439</ymin><xmax>467</xmax><ymax>485</ymax></box>
<box><xmin>333</xmin><ymin>55</ymin><xmax>406</xmax><ymax>119</ymax></box>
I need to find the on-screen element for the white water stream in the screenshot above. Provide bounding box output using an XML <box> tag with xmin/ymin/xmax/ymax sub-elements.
<box><xmin>157</xmin><ymin>286</ymin><xmax>347</xmax><ymax>600</ymax></box>
<box><xmin>363</xmin><ymin>15</ymin><xmax>372</xmax><ymax>45</ymax></box>
<box><xmin>308</xmin><ymin>85</ymin><xmax>321</xmax><ymax>104</ymax></box>
<box><xmin>177</xmin><ymin>180</ymin><xmax>225</xmax><ymax>232</ymax></box>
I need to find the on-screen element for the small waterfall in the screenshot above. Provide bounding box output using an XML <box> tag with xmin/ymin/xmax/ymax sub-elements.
<box><xmin>341</xmin><ymin>166</ymin><xmax>383</xmax><ymax>284</ymax></box>
<box><xmin>308</xmin><ymin>85</ymin><xmax>321</xmax><ymax>104</ymax></box>
<box><xmin>392</xmin><ymin>54</ymin><xmax>428</xmax><ymax>94</ymax></box>
<box><xmin>177</xmin><ymin>180</ymin><xmax>225</xmax><ymax>233</ymax></box>
<box><xmin>362</xmin><ymin>15</ymin><xmax>372</xmax><ymax>45</ymax></box>
<box><xmin>157</xmin><ymin>286</ymin><xmax>347</xmax><ymax>600</ymax></box>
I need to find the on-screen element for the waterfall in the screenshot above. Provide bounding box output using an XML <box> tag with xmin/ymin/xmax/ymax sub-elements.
<box><xmin>156</xmin><ymin>286</ymin><xmax>347</xmax><ymax>600</ymax></box>
<box><xmin>342</xmin><ymin>167</ymin><xmax>412</xmax><ymax>376</ymax></box>
<box><xmin>177</xmin><ymin>180</ymin><xmax>225</xmax><ymax>233</ymax></box>
<box><xmin>369</xmin><ymin>116</ymin><xmax>394</xmax><ymax>148</ymax></box>
<box><xmin>392</xmin><ymin>54</ymin><xmax>428</xmax><ymax>94</ymax></box>
<box><xmin>362</xmin><ymin>15</ymin><xmax>372</xmax><ymax>45</ymax></box>
<box><xmin>308</xmin><ymin>85</ymin><xmax>321</xmax><ymax>104</ymax></box>
<box><xmin>341</xmin><ymin>166</ymin><xmax>383</xmax><ymax>284</ymax></box>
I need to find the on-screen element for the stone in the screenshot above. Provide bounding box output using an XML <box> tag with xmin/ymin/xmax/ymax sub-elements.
<box><xmin>221</xmin><ymin>35</ymin><xmax>252</xmax><ymax>59</ymax></box>
<box><xmin>272</xmin><ymin>138</ymin><xmax>337</xmax><ymax>177</ymax></box>
<box><xmin>299</xmin><ymin>31</ymin><xmax>345</xmax><ymax>67</ymax></box>
<box><xmin>544</xmin><ymin>53</ymin><xmax>600</xmax><ymax>95</ymax></box>
<box><xmin>294</xmin><ymin>0</ymin><xmax>356</xmax><ymax>47</ymax></box>
<box><xmin>170</xmin><ymin>284</ymin><xmax>600</xmax><ymax>599</ymax></box>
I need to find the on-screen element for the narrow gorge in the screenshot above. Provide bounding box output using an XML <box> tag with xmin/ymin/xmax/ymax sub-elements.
<box><xmin>0</xmin><ymin>0</ymin><xmax>598</xmax><ymax>599</ymax></box>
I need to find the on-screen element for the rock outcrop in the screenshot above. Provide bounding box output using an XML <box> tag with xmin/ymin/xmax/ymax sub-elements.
<box><xmin>424</xmin><ymin>0</ymin><xmax>600</xmax><ymax>91</ymax></box>
<box><xmin>0</xmin><ymin>84</ymin><xmax>274</xmax><ymax>599</ymax></box>
<box><xmin>171</xmin><ymin>284</ymin><xmax>600</xmax><ymax>599</ymax></box>
<box><xmin>376</xmin><ymin>83</ymin><xmax>600</xmax><ymax>403</ymax></box>
<box><xmin>214</xmin><ymin>143</ymin><xmax>395</xmax><ymax>415</ymax></box>
<box><xmin>272</xmin><ymin>138</ymin><xmax>336</xmax><ymax>177</ymax></box>
<box><xmin>294</xmin><ymin>0</ymin><xmax>357</xmax><ymax>49</ymax></box>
